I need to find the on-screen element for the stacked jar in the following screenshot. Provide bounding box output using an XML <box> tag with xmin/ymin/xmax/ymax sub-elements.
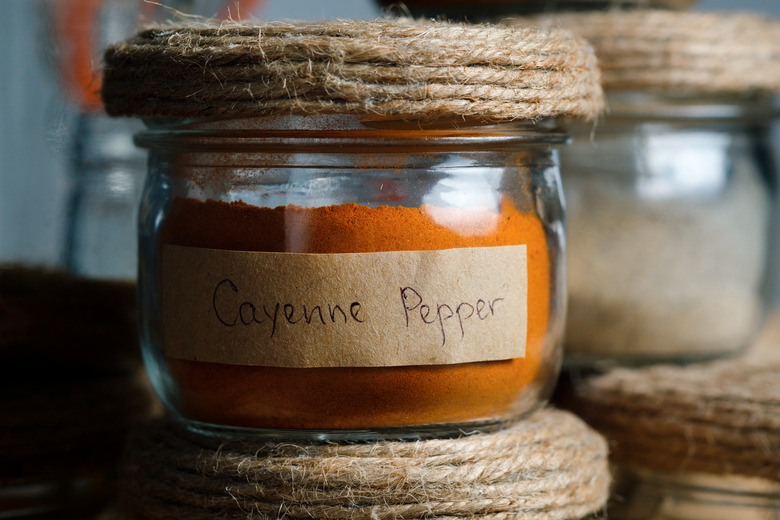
<box><xmin>102</xmin><ymin>20</ymin><xmax>605</xmax><ymax>438</ymax></box>
<box><xmin>517</xmin><ymin>9</ymin><xmax>780</xmax><ymax>520</ymax></box>
<box><xmin>536</xmin><ymin>10</ymin><xmax>780</xmax><ymax>367</ymax></box>
<box><xmin>0</xmin><ymin>2</ymin><xmax>162</xmax><ymax>517</ymax></box>
<box><xmin>102</xmin><ymin>19</ymin><xmax>611</xmax><ymax>519</ymax></box>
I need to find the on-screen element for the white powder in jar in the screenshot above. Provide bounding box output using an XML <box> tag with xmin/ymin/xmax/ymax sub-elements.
<box><xmin>563</xmin><ymin>126</ymin><xmax>771</xmax><ymax>362</ymax></box>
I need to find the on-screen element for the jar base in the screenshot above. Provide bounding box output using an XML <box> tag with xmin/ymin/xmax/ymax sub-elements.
<box><xmin>171</xmin><ymin>412</ymin><xmax>539</xmax><ymax>442</ymax></box>
<box><xmin>562</xmin><ymin>348</ymin><xmax>746</xmax><ymax>370</ymax></box>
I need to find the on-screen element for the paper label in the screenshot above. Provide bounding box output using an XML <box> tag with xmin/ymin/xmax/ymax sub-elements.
<box><xmin>161</xmin><ymin>244</ymin><xmax>527</xmax><ymax>367</ymax></box>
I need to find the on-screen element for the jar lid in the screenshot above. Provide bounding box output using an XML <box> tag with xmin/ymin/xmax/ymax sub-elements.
<box><xmin>518</xmin><ymin>10</ymin><xmax>780</xmax><ymax>95</ymax></box>
<box><xmin>573</xmin><ymin>316</ymin><xmax>780</xmax><ymax>481</ymax></box>
<box><xmin>101</xmin><ymin>20</ymin><xmax>603</xmax><ymax>122</ymax></box>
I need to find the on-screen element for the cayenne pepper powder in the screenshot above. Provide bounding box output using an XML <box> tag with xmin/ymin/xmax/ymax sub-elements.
<box><xmin>161</xmin><ymin>197</ymin><xmax>550</xmax><ymax>430</ymax></box>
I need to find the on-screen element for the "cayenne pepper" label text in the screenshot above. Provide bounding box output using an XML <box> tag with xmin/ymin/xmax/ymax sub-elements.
<box><xmin>161</xmin><ymin>244</ymin><xmax>528</xmax><ymax>367</ymax></box>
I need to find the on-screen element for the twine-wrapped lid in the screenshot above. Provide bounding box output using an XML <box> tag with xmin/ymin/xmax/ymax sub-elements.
<box><xmin>573</xmin><ymin>315</ymin><xmax>780</xmax><ymax>480</ymax></box>
<box><xmin>101</xmin><ymin>20</ymin><xmax>604</xmax><ymax>122</ymax></box>
<box><xmin>373</xmin><ymin>0</ymin><xmax>697</xmax><ymax>21</ymax></box>
<box><xmin>521</xmin><ymin>10</ymin><xmax>780</xmax><ymax>95</ymax></box>
<box><xmin>120</xmin><ymin>408</ymin><xmax>610</xmax><ymax>520</ymax></box>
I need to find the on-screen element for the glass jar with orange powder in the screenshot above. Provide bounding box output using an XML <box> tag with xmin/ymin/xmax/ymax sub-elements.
<box><xmin>102</xmin><ymin>19</ymin><xmax>604</xmax><ymax>440</ymax></box>
<box><xmin>135</xmin><ymin>114</ymin><xmax>567</xmax><ymax>439</ymax></box>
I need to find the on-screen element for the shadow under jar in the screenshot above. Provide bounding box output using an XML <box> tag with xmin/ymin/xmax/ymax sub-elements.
<box><xmin>137</xmin><ymin>114</ymin><xmax>567</xmax><ymax>441</ymax></box>
<box><xmin>562</xmin><ymin>94</ymin><xmax>778</xmax><ymax>367</ymax></box>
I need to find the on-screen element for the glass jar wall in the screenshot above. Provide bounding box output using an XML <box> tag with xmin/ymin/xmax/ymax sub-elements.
<box><xmin>137</xmin><ymin>115</ymin><xmax>567</xmax><ymax>440</ymax></box>
<box><xmin>561</xmin><ymin>94</ymin><xmax>777</xmax><ymax>366</ymax></box>
<box><xmin>611</xmin><ymin>468</ymin><xmax>780</xmax><ymax>520</ymax></box>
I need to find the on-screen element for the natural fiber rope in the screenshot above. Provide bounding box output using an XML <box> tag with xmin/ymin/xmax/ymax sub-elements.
<box><xmin>101</xmin><ymin>20</ymin><xmax>603</xmax><ymax>122</ymax></box>
<box><xmin>513</xmin><ymin>10</ymin><xmax>780</xmax><ymax>94</ymax></box>
<box><xmin>1</xmin><ymin>368</ymin><xmax>156</xmax><ymax>484</ymax></box>
<box><xmin>2</xmin><ymin>371</ymin><xmax>155</xmax><ymax>455</ymax></box>
<box><xmin>1</xmin><ymin>267</ymin><xmax>139</xmax><ymax>368</ymax></box>
<box><xmin>120</xmin><ymin>408</ymin><xmax>609</xmax><ymax>520</ymax></box>
<box><xmin>573</xmin><ymin>316</ymin><xmax>780</xmax><ymax>480</ymax></box>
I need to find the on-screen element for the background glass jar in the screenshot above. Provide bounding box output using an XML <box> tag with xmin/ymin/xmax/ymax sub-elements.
<box><xmin>0</xmin><ymin>74</ymin><xmax>150</xmax><ymax>520</ymax></box>
<box><xmin>137</xmin><ymin>114</ymin><xmax>567</xmax><ymax>440</ymax></box>
<box><xmin>610</xmin><ymin>467</ymin><xmax>780</xmax><ymax>520</ymax></box>
<box><xmin>561</xmin><ymin>94</ymin><xmax>778</xmax><ymax>367</ymax></box>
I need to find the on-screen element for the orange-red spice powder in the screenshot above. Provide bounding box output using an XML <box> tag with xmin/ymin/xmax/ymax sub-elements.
<box><xmin>161</xmin><ymin>197</ymin><xmax>550</xmax><ymax>429</ymax></box>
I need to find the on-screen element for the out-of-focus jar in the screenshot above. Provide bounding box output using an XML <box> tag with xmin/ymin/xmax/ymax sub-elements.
<box><xmin>514</xmin><ymin>9</ymin><xmax>780</xmax><ymax>366</ymax></box>
<box><xmin>101</xmin><ymin>20</ymin><xmax>604</xmax><ymax>440</ymax></box>
<box><xmin>0</xmin><ymin>114</ymin><xmax>152</xmax><ymax>518</ymax></box>
<box><xmin>562</xmin><ymin>93</ymin><xmax>777</xmax><ymax>365</ymax></box>
<box><xmin>611</xmin><ymin>468</ymin><xmax>780</xmax><ymax>520</ymax></box>
<box><xmin>0</xmin><ymin>2</ymin><xmax>164</xmax><ymax>516</ymax></box>
<box><xmin>135</xmin><ymin>114</ymin><xmax>567</xmax><ymax>439</ymax></box>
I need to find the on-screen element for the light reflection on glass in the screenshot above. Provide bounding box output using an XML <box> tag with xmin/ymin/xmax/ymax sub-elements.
<box><xmin>635</xmin><ymin>129</ymin><xmax>730</xmax><ymax>200</ymax></box>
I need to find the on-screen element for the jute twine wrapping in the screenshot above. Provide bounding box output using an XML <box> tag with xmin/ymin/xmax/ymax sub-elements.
<box><xmin>518</xmin><ymin>10</ymin><xmax>780</xmax><ymax>94</ymax></box>
<box><xmin>1</xmin><ymin>369</ymin><xmax>156</xmax><ymax>484</ymax></box>
<box><xmin>101</xmin><ymin>20</ymin><xmax>603</xmax><ymax>122</ymax></box>
<box><xmin>1</xmin><ymin>267</ymin><xmax>139</xmax><ymax>370</ymax></box>
<box><xmin>120</xmin><ymin>408</ymin><xmax>609</xmax><ymax>520</ymax></box>
<box><xmin>574</xmin><ymin>316</ymin><xmax>780</xmax><ymax>480</ymax></box>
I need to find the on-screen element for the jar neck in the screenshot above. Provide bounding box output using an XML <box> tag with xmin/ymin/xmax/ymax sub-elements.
<box><xmin>604</xmin><ymin>92</ymin><xmax>779</xmax><ymax>123</ymax></box>
<box><xmin>135</xmin><ymin>114</ymin><xmax>569</xmax><ymax>153</ymax></box>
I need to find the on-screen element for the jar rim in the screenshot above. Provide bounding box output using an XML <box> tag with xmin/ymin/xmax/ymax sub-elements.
<box><xmin>134</xmin><ymin>114</ymin><xmax>570</xmax><ymax>152</ymax></box>
<box><xmin>604</xmin><ymin>92</ymin><xmax>779</xmax><ymax>122</ymax></box>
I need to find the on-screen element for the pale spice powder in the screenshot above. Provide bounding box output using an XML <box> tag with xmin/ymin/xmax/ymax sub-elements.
<box><xmin>563</xmin><ymin>133</ymin><xmax>770</xmax><ymax>359</ymax></box>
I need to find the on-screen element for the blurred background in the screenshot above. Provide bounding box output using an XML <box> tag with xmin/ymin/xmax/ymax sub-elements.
<box><xmin>0</xmin><ymin>2</ymin><xmax>777</xmax><ymax>517</ymax></box>
<box><xmin>0</xmin><ymin>0</ymin><xmax>778</xmax><ymax>270</ymax></box>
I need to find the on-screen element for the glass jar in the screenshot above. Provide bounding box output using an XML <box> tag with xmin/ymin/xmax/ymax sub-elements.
<box><xmin>136</xmin><ymin>114</ymin><xmax>567</xmax><ymax>440</ymax></box>
<box><xmin>561</xmin><ymin>94</ymin><xmax>778</xmax><ymax>367</ymax></box>
<box><xmin>611</xmin><ymin>468</ymin><xmax>780</xmax><ymax>520</ymax></box>
<box><xmin>0</xmin><ymin>3</ymin><xmax>155</xmax><ymax>513</ymax></box>
<box><xmin>0</xmin><ymin>113</ymin><xmax>151</xmax><ymax>519</ymax></box>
